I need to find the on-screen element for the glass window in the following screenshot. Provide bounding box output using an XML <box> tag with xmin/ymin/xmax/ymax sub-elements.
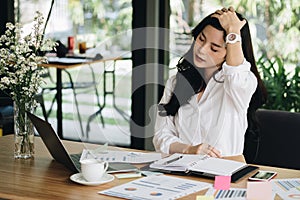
<box><xmin>15</xmin><ymin>0</ymin><xmax>132</xmax><ymax>53</ymax></box>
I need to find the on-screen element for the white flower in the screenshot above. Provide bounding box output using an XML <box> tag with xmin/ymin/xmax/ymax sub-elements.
<box><xmin>0</xmin><ymin>11</ymin><xmax>56</xmax><ymax>104</ymax></box>
<box><xmin>0</xmin><ymin>77</ymin><xmax>10</xmax><ymax>85</ymax></box>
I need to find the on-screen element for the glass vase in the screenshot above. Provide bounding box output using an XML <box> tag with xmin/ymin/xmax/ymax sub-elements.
<box><xmin>14</xmin><ymin>101</ymin><xmax>34</xmax><ymax>159</ymax></box>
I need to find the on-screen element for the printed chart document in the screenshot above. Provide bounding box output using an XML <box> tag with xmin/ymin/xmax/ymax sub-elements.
<box><xmin>204</xmin><ymin>178</ymin><xmax>300</xmax><ymax>200</ymax></box>
<box><xmin>271</xmin><ymin>178</ymin><xmax>300</xmax><ymax>200</ymax></box>
<box><xmin>99</xmin><ymin>175</ymin><xmax>211</xmax><ymax>200</ymax></box>
<box><xmin>206</xmin><ymin>187</ymin><xmax>247</xmax><ymax>200</ymax></box>
<box><xmin>81</xmin><ymin>149</ymin><xmax>161</xmax><ymax>163</ymax></box>
<box><xmin>149</xmin><ymin>153</ymin><xmax>248</xmax><ymax>176</ymax></box>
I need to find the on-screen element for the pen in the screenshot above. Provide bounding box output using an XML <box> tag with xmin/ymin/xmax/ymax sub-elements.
<box><xmin>163</xmin><ymin>156</ymin><xmax>183</xmax><ymax>165</ymax></box>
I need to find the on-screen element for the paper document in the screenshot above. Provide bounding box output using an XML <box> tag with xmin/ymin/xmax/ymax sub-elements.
<box><xmin>99</xmin><ymin>175</ymin><xmax>212</xmax><ymax>200</ymax></box>
<box><xmin>206</xmin><ymin>187</ymin><xmax>247</xmax><ymax>199</ymax></box>
<box><xmin>81</xmin><ymin>149</ymin><xmax>161</xmax><ymax>163</ymax></box>
<box><xmin>271</xmin><ymin>178</ymin><xmax>300</xmax><ymax>200</ymax></box>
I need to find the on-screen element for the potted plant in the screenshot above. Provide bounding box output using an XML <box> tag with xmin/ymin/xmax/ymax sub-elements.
<box><xmin>258</xmin><ymin>55</ymin><xmax>300</xmax><ymax>112</ymax></box>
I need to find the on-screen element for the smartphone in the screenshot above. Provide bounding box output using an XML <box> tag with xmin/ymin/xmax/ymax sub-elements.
<box><xmin>248</xmin><ymin>170</ymin><xmax>277</xmax><ymax>181</ymax></box>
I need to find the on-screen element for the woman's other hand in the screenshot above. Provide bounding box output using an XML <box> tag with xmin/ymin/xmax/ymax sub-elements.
<box><xmin>184</xmin><ymin>143</ymin><xmax>221</xmax><ymax>158</ymax></box>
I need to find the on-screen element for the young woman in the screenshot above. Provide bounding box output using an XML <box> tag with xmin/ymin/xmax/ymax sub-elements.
<box><xmin>153</xmin><ymin>7</ymin><xmax>266</xmax><ymax>157</ymax></box>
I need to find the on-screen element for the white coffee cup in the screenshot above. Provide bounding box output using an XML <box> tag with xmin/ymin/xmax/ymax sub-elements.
<box><xmin>80</xmin><ymin>159</ymin><xmax>108</xmax><ymax>182</ymax></box>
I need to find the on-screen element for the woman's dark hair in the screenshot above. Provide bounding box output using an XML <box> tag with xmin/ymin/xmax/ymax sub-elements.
<box><xmin>159</xmin><ymin>11</ymin><xmax>267</xmax><ymax>140</ymax></box>
<box><xmin>159</xmin><ymin>15</ymin><xmax>226</xmax><ymax>116</ymax></box>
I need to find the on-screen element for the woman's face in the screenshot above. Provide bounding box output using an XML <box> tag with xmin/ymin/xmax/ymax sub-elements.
<box><xmin>193</xmin><ymin>25</ymin><xmax>226</xmax><ymax>69</ymax></box>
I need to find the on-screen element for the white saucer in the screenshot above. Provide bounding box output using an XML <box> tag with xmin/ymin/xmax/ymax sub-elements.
<box><xmin>70</xmin><ymin>173</ymin><xmax>114</xmax><ymax>186</ymax></box>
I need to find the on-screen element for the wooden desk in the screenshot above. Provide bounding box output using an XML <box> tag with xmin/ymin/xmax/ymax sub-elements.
<box><xmin>0</xmin><ymin>135</ymin><xmax>299</xmax><ymax>199</ymax></box>
<box><xmin>43</xmin><ymin>56</ymin><xmax>129</xmax><ymax>139</ymax></box>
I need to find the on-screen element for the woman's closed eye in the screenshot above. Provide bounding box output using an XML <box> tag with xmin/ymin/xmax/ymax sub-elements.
<box><xmin>211</xmin><ymin>47</ymin><xmax>218</xmax><ymax>52</ymax></box>
<box><xmin>199</xmin><ymin>35</ymin><xmax>205</xmax><ymax>42</ymax></box>
<box><xmin>211</xmin><ymin>42</ymin><xmax>224</xmax><ymax>52</ymax></box>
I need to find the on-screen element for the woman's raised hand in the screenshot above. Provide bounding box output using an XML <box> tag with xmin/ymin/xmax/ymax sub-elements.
<box><xmin>211</xmin><ymin>6</ymin><xmax>246</xmax><ymax>34</ymax></box>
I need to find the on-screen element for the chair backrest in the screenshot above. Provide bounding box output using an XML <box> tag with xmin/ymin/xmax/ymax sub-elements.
<box><xmin>40</xmin><ymin>68</ymin><xmax>55</xmax><ymax>84</ymax></box>
<box><xmin>244</xmin><ymin>109</ymin><xmax>300</xmax><ymax>170</ymax></box>
<box><xmin>0</xmin><ymin>94</ymin><xmax>14</xmax><ymax>135</ymax></box>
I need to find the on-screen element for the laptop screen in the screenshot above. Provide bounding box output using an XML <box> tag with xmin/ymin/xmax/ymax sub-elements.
<box><xmin>27</xmin><ymin>112</ymin><xmax>79</xmax><ymax>172</ymax></box>
<box><xmin>27</xmin><ymin>112</ymin><xmax>139</xmax><ymax>174</ymax></box>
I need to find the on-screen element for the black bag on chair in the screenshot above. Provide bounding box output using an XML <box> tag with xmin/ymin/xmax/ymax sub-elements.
<box><xmin>55</xmin><ymin>40</ymin><xmax>68</xmax><ymax>57</ymax></box>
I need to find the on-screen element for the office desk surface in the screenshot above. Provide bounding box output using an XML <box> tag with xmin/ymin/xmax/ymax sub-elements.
<box><xmin>0</xmin><ymin>135</ymin><xmax>299</xmax><ymax>200</ymax></box>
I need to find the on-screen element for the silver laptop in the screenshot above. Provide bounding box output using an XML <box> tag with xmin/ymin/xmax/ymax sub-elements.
<box><xmin>27</xmin><ymin>112</ymin><xmax>138</xmax><ymax>173</ymax></box>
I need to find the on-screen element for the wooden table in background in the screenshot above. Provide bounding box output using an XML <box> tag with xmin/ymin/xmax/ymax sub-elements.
<box><xmin>42</xmin><ymin>56</ymin><xmax>129</xmax><ymax>139</ymax></box>
<box><xmin>0</xmin><ymin>135</ymin><xmax>299</xmax><ymax>199</ymax></box>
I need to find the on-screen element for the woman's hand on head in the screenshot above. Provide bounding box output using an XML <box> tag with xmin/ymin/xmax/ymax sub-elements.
<box><xmin>211</xmin><ymin>6</ymin><xmax>246</xmax><ymax>34</ymax></box>
<box><xmin>184</xmin><ymin>143</ymin><xmax>221</xmax><ymax>158</ymax></box>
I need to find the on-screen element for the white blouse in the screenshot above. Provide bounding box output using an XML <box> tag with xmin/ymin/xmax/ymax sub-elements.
<box><xmin>153</xmin><ymin>59</ymin><xmax>257</xmax><ymax>156</ymax></box>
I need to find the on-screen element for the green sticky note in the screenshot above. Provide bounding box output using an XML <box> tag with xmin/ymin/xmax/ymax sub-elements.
<box><xmin>196</xmin><ymin>195</ymin><xmax>214</xmax><ymax>200</ymax></box>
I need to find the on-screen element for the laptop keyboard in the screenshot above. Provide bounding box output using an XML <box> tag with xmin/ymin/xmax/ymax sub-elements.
<box><xmin>70</xmin><ymin>153</ymin><xmax>81</xmax><ymax>170</ymax></box>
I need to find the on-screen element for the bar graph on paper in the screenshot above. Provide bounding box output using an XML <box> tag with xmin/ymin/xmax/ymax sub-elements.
<box><xmin>206</xmin><ymin>179</ymin><xmax>300</xmax><ymax>199</ymax></box>
<box><xmin>272</xmin><ymin>178</ymin><xmax>300</xmax><ymax>200</ymax></box>
<box><xmin>206</xmin><ymin>188</ymin><xmax>246</xmax><ymax>199</ymax></box>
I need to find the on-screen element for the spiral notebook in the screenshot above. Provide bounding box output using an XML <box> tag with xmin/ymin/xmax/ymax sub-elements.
<box><xmin>148</xmin><ymin>153</ymin><xmax>258</xmax><ymax>182</ymax></box>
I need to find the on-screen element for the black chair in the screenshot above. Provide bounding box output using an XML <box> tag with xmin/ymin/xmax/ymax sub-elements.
<box><xmin>244</xmin><ymin>109</ymin><xmax>300</xmax><ymax>170</ymax></box>
<box><xmin>0</xmin><ymin>92</ymin><xmax>14</xmax><ymax>136</ymax></box>
<box><xmin>36</xmin><ymin>65</ymin><xmax>102</xmax><ymax>138</ymax></box>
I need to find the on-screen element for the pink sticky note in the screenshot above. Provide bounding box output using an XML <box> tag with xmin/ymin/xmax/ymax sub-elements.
<box><xmin>214</xmin><ymin>176</ymin><xmax>231</xmax><ymax>190</ymax></box>
<box><xmin>247</xmin><ymin>181</ymin><xmax>273</xmax><ymax>200</ymax></box>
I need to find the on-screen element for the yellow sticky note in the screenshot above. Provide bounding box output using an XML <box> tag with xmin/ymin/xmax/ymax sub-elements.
<box><xmin>196</xmin><ymin>195</ymin><xmax>214</xmax><ymax>200</ymax></box>
<box><xmin>247</xmin><ymin>181</ymin><xmax>273</xmax><ymax>200</ymax></box>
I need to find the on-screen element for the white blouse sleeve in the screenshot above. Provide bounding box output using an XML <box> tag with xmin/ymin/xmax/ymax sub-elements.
<box><xmin>153</xmin><ymin>75</ymin><xmax>182</xmax><ymax>154</ymax></box>
<box><xmin>222</xmin><ymin>59</ymin><xmax>257</xmax><ymax>112</ymax></box>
